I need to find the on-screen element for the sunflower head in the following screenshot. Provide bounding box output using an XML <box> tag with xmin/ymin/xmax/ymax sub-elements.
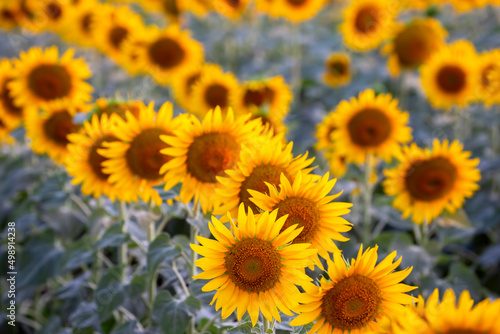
<box><xmin>324</xmin><ymin>53</ymin><xmax>351</xmax><ymax>87</ymax></box>
<box><xmin>213</xmin><ymin>0</ymin><xmax>250</xmax><ymax>20</ymax></box>
<box><xmin>0</xmin><ymin>59</ymin><xmax>24</xmax><ymax>128</ymax></box>
<box><xmin>477</xmin><ymin>49</ymin><xmax>500</xmax><ymax>106</ymax></box>
<box><xmin>62</xmin><ymin>0</ymin><xmax>100</xmax><ymax>47</ymax></box>
<box><xmin>272</xmin><ymin>0</ymin><xmax>325</xmax><ymax>22</ymax></box>
<box><xmin>0</xmin><ymin>2</ymin><xmax>22</xmax><ymax>30</ymax></box>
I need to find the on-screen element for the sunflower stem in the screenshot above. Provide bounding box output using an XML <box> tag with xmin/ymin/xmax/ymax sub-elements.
<box><xmin>362</xmin><ymin>155</ymin><xmax>374</xmax><ymax>245</ymax></box>
<box><xmin>148</xmin><ymin>220</ymin><xmax>157</xmax><ymax>307</ymax></box>
<box><xmin>263</xmin><ymin>318</ymin><xmax>274</xmax><ymax>333</ymax></box>
<box><xmin>421</xmin><ymin>219</ymin><xmax>431</xmax><ymax>249</ymax></box>
<box><xmin>190</xmin><ymin>201</ymin><xmax>201</xmax><ymax>278</ymax></box>
<box><xmin>119</xmin><ymin>201</ymin><xmax>129</xmax><ymax>282</ymax></box>
<box><xmin>413</xmin><ymin>223</ymin><xmax>422</xmax><ymax>246</ymax></box>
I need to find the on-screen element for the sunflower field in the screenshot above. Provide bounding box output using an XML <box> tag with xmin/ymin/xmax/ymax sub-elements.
<box><xmin>1</xmin><ymin>0</ymin><xmax>500</xmax><ymax>333</ymax></box>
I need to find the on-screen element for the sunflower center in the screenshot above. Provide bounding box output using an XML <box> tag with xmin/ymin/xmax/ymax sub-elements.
<box><xmin>436</xmin><ymin>65</ymin><xmax>466</xmax><ymax>94</ymax></box>
<box><xmin>394</xmin><ymin>25</ymin><xmax>435</xmax><ymax>67</ymax></box>
<box><xmin>355</xmin><ymin>6</ymin><xmax>379</xmax><ymax>34</ymax></box>
<box><xmin>109</xmin><ymin>26</ymin><xmax>128</xmax><ymax>50</ymax></box>
<box><xmin>204</xmin><ymin>84</ymin><xmax>229</xmax><ymax>109</ymax></box>
<box><xmin>240</xmin><ymin>165</ymin><xmax>291</xmax><ymax>212</ymax></box>
<box><xmin>442</xmin><ymin>330</ymin><xmax>485</xmax><ymax>334</ymax></box>
<box><xmin>89</xmin><ymin>135</ymin><xmax>119</xmax><ymax>180</ymax></box>
<box><xmin>243</xmin><ymin>87</ymin><xmax>274</xmax><ymax>108</ymax></box>
<box><xmin>1</xmin><ymin>9</ymin><xmax>15</xmax><ymax>22</ymax></box>
<box><xmin>481</xmin><ymin>65</ymin><xmax>495</xmax><ymax>88</ymax></box>
<box><xmin>185</xmin><ymin>72</ymin><xmax>201</xmax><ymax>95</ymax></box>
<box><xmin>187</xmin><ymin>132</ymin><xmax>240</xmax><ymax>183</ymax></box>
<box><xmin>274</xmin><ymin>196</ymin><xmax>320</xmax><ymax>243</ymax></box>
<box><xmin>43</xmin><ymin>111</ymin><xmax>78</xmax><ymax>147</ymax></box>
<box><xmin>28</xmin><ymin>65</ymin><xmax>72</xmax><ymax>101</ymax></box>
<box><xmin>225</xmin><ymin>238</ymin><xmax>282</xmax><ymax>293</ymax></box>
<box><xmin>81</xmin><ymin>13</ymin><xmax>92</xmax><ymax>33</ymax></box>
<box><xmin>1</xmin><ymin>80</ymin><xmax>22</xmax><ymax>116</ymax></box>
<box><xmin>97</xmin><ymin>103</ymin><xmax>140</xmax><ymax>120</ymax></box>
<box><xmin>0</xmin><ymin>118</ymin><xmax>6</xmax><ymax>129</ymax></box>
<box><xmin>286</xmin><ymin>0</ymin><xmax>308</xmax><ymax>7</ymax></box>
<box><xmin>329</xmin><ymin>61</ymin><xmax>347</xmax><ymax>76</ymax></box>
<box><xmin>405</xmin><ymin>157</ymin><xmax>457</xmax><ymax>201</ymax></box>
<box><xmin>226</xmin><ymin>0</ymin><xmax>241</xmax><ymax>8</ymax></box>
<box><xmin>46</xmin><ymin>2</ymin><xmax>62</xmax><ymax>20</ymax></box>
<box><xmin>125</xmin><ymin>128</ymin><xmax>171</xmax><ymax>180</ymax></box>
<box><xmin>347</xmin><ymin>108</ymin><xmax>392</xmax><ymax>147</ymax></box>
<box><xmin>321</xmin><ymin>275</ymin><xmax>382</xmax><ymax>331</ymax></box>
<box><xmin>163</xmin><ymin>0</ymin><xmax>180</xmax><ymax>16</ymax></box>
<box><xmin>148</xmin><ymin>37</ymin><xmax>186</xmax><ymax>69</ymax></box>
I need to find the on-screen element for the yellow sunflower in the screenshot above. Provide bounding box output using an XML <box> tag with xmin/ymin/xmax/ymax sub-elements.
<box><xmin>0</xmin><ymin>1</ymin><xmax>22</xmax><ymax>30</ymax></box>
<box><xmin>213</xmin><ymin>0</ymin><xmax>250</xmax><ymax>19</ymax></box>
<box><xmin>9</xmin><ymin>46</ymin><xmax>92</xmax><ymax>111</ymax></box>
<box><xmin>21</xmin><ymin>0</ymin><xmax>71</xmax><ymax>33</ymax></box>
<box><xmin>171</xmin><ymin>64</ymin><xmax>206</xmax><ymax>112</ymax></box>
<box><xmin>382</xmin><ymin>18</ymin><xmax>447</xmax><ymax>76</ymax></box>
<box><xmin>66</xmin><ymin>114</ymin><xmax>132</xmax><ymax>201</ymax></box>
<box><xmin>273</xmin><ymin>0</ymin><xmax>325</xmax><ymax>22</ymax></box>
<box><xmin>420</xmin><ymin>40</ymin><xmax>480</xmax><ymax>109</ymax></box>
<box><xmin>230</xmin><ymin>76</ymin><xmax>292</xmax><ymax>121</ymax></box>
<box><xmin>0</xmin><ymin>59</ymin><xmax>24</xmax><ymax>129</ymax></box>
<box><xmin>400</xmin><ymin>0</ymin><xmax>437</xmax><ymax>9</ymax></box>
<box><xmin>139</xmin><ymin>0</ymin><xmax>184</xmax><ymax>23</ymax></box>
<box><xmin>255</xmin><ymin>0</ymin><xmax>279</xmax><ymax>17</ymax></box>
<box><xmin>387</xmin><ymin>289</ymin><xmax>500</xmax><ymax>334</ymax></box>
<box><xmin>124</xmin><ymin>25</ymin><xmax>204</xmax><ymax>85</ymax></box>
<box><xmin>477</xmin><ymin>49</ymin><xmax>500</xmax><ymax>106</ymax></box>
<box><xmin>160</xmin><ymin>107</ymin><xmax>264</xmax><ymax>213</ymax></box>
<box><xmin>184</xmin><ymin>0</ymin><xmax>212</xmax><ymax>17</ymax></box>
<box><xmin>0</xmin><ymin>115</ymin><xmax>15</xmax><ymax>145</ymax></box>
<box><xmin>98</xmin><ymin>102</ymin><xmax>184</xmax><ymax>206</ymax></box>
<box><xmin>214</xmin><ymin>139</ymin><xmax>315</xmax><ymax>220</ymax></box>
<box><xmin>192</xmin><ymin>204</ymin><xmax>317</xmax><ymax>326</ymax></box>
<box><xmin>330</xmin><ymin>89</ymin><xmax>412</xmax><ymax>164</ymax></box>
<box><xmin>325</xmin><ymin>151</ymin><xmax>348</xmax><ymax>178</ymax></box>
<box><xmin>190</xmin><ymin>66</ymin><xmax>240</xmax><ymax>118</ymax></box>
<box><xmin>25</xmin><ymin>107</ymin><xmax>81</xmax><ymax>164</ymax></box>
<box><xmin>449</xmin><ymin>0</ymin><xmax>489</xmax><ymax>12</ymax></box>
<box><xmin>290</xmin><ymin>245</ymin><xmax>416</xmax><ymax>334</ymax></box>
<box><xmin>315</xmin><ymin>113</ymin><xmax>349</xmax><ymax>177</ymax></box>
<box><xmin>383</xmin><ymin>139</ymin><xmax>481</xmax><ymax>225</ymax></box>
<box><xmin>323</xmin><ymin>53</ymin><xmax>351</xmax><ymax>87</ymax></box>
<box><xmin>62</xmin><ymin>0</ymin><xmax>100</xmax><ymax>47</ymax></box>
<box><xmin>340</xmin><ymin>0</ymin><xmax>398</xmax><ymax>51</ymax></box>
<box><xmin>249</xmin><ymin>171</ymin><xmax>353</xmax><ymax>268</ymax></box>
<box><xmin>94</xmin><ymin>98</ymin><xmax>143</xmax><ymax>121</ymax></box>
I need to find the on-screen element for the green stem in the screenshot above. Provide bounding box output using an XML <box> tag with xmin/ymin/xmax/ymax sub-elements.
<box><xmin>413</xmin><ymin>223</ymin><xmax>422</xmax><ymax>246</ymax></box>
<box><xmin>421</xmin><ymin>219</ymin><xmax>430</xmax><ymax>249</ymax></box>
<box><xmin>362</xmin><ymin>155</ymin><xmax>374</xmax><ymax>245</ymax></box>
<box><xmin>263</xmin><ymin>318</ymin><xmax>274</xmax><ymax>333</ymax></box>
<box><xmin>189</xmin><ymin>201</ymin><xmax>201</xmax><ymax>278</ymax></box>
<box><xmin>148</xmin><ymin>220</ymin><xmax>157</xmax><ymax>306</ymax></box>
<box><xmin>119</xmin><ymin>201</ymin><xmax>129</xmax><ymax>282</ymax></box>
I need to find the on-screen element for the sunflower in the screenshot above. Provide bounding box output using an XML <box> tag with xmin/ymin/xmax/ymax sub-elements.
<box><xmin>420</xmin><ymin>40</ymin><xmax>479</xmax><ymax>109</ymax></box>
<box><xmin>160</xmin><ymin>107</ymin><xmax>264</xmax><ymax>213</ymax></box>
<box><xmin>214</xmin><ymin>139</ymin><xmax>314</xmax><ymax>220</ymax></box>
<box><xmin>386</xmin><ymin>289</ymin><xmax>500</xmax><ymax>334</ymax></box>
<box><xmin>383</xmin><ymin>139</ymin><xmax>480</xmax><ymax>225</ymax></box>
<box><xmin>190</xmin><ymin>66</ymin><xmax>240</xmax><ymax>118</ymax></box>
<box><xmin>98</xmin><ymin>102</ymin><xmax>184</xmax><ymax>206</ymax></box>
<box><xmin>249</xmin><ymin>171</ymin><xmax>352</xmax><ymax>268</ymax></box>
<box><xmin>230</xmin><ymin>76</ymin><xmax>292</xmax><ymax>121</ymax></box>
<box><xmin>340</xmin><ymin>0</ymin><xmax>398</xmax><ymax>51</ymax></box>
<box><xmin>171</xmin><ymin>64</ymin><xmax>206</xmax><ymax>112</ymax></box>
<box><xmin>273</xmin><ymin>0</ymin><xmax>325</xmax><ymax>22</ymax></box>
<box><xmin>9</xmin><ymin>47</ymin><xmax>92</xmax><ymax>111</ymax></box>
<box><xmin>0</xmin><ymin>1</ymin><xmax>22</xmax><ymax>30</ymax></box>
<box><xmin>192</xmin><ymin>204</ymin><xmax>317</xmax><ymax>326</ymax></box>
<box><xmin>62</xmin><ymin>0</ymin><xmax>100</xmax><ymax>47</ymax></box>
<box><xmin>184</xmin><ymin>0</ymin><xmax>212</xmax><ymax>17</ymax></box>
<box><xmin>290</xmin><ymin>245</ymin><xmax>416</xmax><ymax>334</ymax></box>
<box><xmin>0</xmin><ymin>115</ymin><xmax>15</xmax><ymax>145</ymax></box>
<box><xmin>139</xmin><ymin>0</ymin><xmax>184</xmax><ymax>23</ymax></box>
<box><xmin>449</xmin><ymin>0</ymin><xmax>489</xmax><ymax>12</ymax></box>
<box><xmin>0</xmin><ymin>59</ymin><xmax>24</xmax><ymax>129</ymax></box>
<box><xmin>477</xmin><ymin>49</ymin><xmax>500</xmax><ymax>106</ymax></box>
<box><xmin>315</xmin><ymin>113</ymin><xmax>349</xmax><ymax>177</ymax></box>
<box><xmin>124</xmin><ymin>25</ymin><xmax>204</xmax><ymax>85</ymax></box>
<box><xmin>330</xmin><ymin>89</ymin><xmax>412</xmax><ymax>165</ymax></box>
<box><xmin>25</xmin><ymin>107</ymin><xmax>81</xmax><ymax>164</ymax></box>
<box><xmin>213</xmin><ymin>0</ymin><xmax>250</xmax><ymax>19</ymax></box>
<box><xmin>94</xmin><ymin>98</ymin><xmax>143</xmax><ymax>121</ymax></box>
<box><xmin>22</xmin><ymin>0</ymin><xmax>71</xmax><ymax>33</ymax></box>
<box><xmin>382</xmin><ymin>18</ymin><xmax>447</xmax><ymax>77</ymax></box>
<box><xmin>66</xmin><ymin>114</ymin><xmax>132</xmax><ymax>201</ymax></box>
<box><xmin>255</xmin><ymin>0</ymin><xmax>279</xmax><ymax>17</ymax></box>
<box><xmin>323</xmin><ymin>53</ymin><xmax>351</xmax><ymax>87</ymax></box>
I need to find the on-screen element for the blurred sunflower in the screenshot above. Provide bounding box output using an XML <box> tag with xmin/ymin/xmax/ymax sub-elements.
<box><xmin>184</xmin><ymin>0</ymin><xmax>212</xmax><ymax>17</ymax></box>
<box><xmin>98</xmin><ymin>102</ymin><xmax>184</xmax><ymax>206</ymax></box>
<box><xmin>10</xmin><ymin>47</ymin><xmax>92</xmax><ymax>112</ymax></box>
<box><xmin>383</xmin><ymin>139</ymin><xmax>480</xmax><ymax>225</ymax></box>
<box><xmin>22</xmin><ymin>0</ymin><xmax>70</xmax><ymax>33</ymax></box>
<box><xmin>449</xmin><ymin>0</ymin><xmax>489</xmax><ymax>12</ymax></box>
<box><xmin>190</xmin><ymin>66</ymin><xmax>239</xmax><ymax>118</ymax></box>
<box><xmin>171</xmin><ymin>64</ymin><xmax>206</xmax><ymax>112</ymax></box>
<box><xmin>0</xmin><ymin>59</ymin><xmax>23</xmax><ymax>129</ymax></box>
<box><xmin>94</xmin><ymin>98</ymin><xmax>143</xmax><ymax>121</ymax></box>
<box><xmin>0</xmin><ymin>115</ymin><xmax>15</xmax><ymax>145</ymax></box>
<box><xmin>401</xmin><ymin>0</ymin><xmax>437</xmax><ymax>9</ymax></box>
<box><xmin>160</xmin><ymin>107</ymin><xmax>263</xmax><ymax>213</ymax></box>
<box><xmin>330</xmin><ymin>89</ymin><xmax>412</xmax><ymax>164</ymax></box>
<box><xmin>274</xmin><ymin>0</ymin><xmax>325</xmax><ymax>22</ymax></box>
<box><xmin>25</xmin><ymin>107</ymin><xmax>81</xmax><ymax>164</ymax></box>
<box><xmin>420</xmin><ymin>40</ymin><xmax>479</xmax><ymax>109</ymax></box>
<box><xmin>192</xmin><ymin>205</ymin><xmax>316</xmax><ymax>326</ymax></box>
<box><xmin>140</xmin><ymin>0</ymin><xmax>184</xmax><ymax>23</ymax></box>
<box><xmin>66</xmin><ymin>114</ymin><xmax>130</xmax><ymax>201</ymax></box>
<box><xmin>63</xmin><ymin>0</ymin><xmax>100</xmax><ymax>47</ymax></box>
<box><xmin>255</xmin><ymin>0</ymin><xmax>279</xmax><ymax>17</ymax></box>
<box><xmin>249</xmin><ymin>171</ymin><xmax>352</xmax><ymax>268</ymax></box>
<box><xmin>477</xmin><ymin>49</ymin><xmax>500</xmax><ymax>106</ymax></box>
<box><xmin>323</xmin><ymin>53</ymin><xmax>351</xmax><ymax>87</ymax></box>
<box><xmin>213</xmin><ymin>0</ymin><xmax>250</xmax><ymax>20</ymax></box>
<box><xmin>290</xmin><ymin>246</ymin><xmax>416</xmax><ymax>333</ymax></box>
<box><xmin>340</xmin><ymin>0</ymin><xmax>398</xmax><ymax>51</ymax></box>
<box><xmin>382</xmin><ymin>18</ymin><xmax>447</xmax><ymax>76</ymax></box>
<box><xmin>0</xmin><ymin>1</ymin><xmax>22</xmax><ymax>30</ymax></box>
<box><xmin>214</xmin><ymin>139</ymin><xmax>314</xmax><ymax>220</ymax></box>
<box><xmin>125</xmin><ymin>25</ymin><xmax>204</xmax><ymax>85</ymax></box>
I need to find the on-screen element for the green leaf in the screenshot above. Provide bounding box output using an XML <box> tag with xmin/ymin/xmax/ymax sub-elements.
<box><xmin>110</xmin><ymin>320</ymin><xmax>137</xmax><ymax>334</ymax></box>
<box><xmin>184</xmin><ymin>295</ymin><xmax>201</xmax><ymax>315</ymax></box>
<box><xmin>126</xmin><ymin>275</ymin><xmax>146</xmax><ymax>299</ymax></box>
<box><xmin>147</xmin><ymin>233</ymin><xmax>180</xmax><ymax>275</ymax></box>
<box><xmin>95</xmin><ymin>266</ymin><xmax>126</xmax><ymax>321</ymax></box>
<box><xmin>69</xmin><ymin>302</ymin><xmax>99</xmax><ymax>328</ymax></box>
<box><xmin>153</xmin><ymin>291</ymin><xmax>190</xmax><ymax>334</ymax></box>
<box><xmin>446</xmin><ymin>262</ymin><xmax>484</xmax><ymax>300</ymax></box>
<box><xmin>96</xmin><ymin>224</ymin><xmax>129</xmax><ymax>250</ymax></box>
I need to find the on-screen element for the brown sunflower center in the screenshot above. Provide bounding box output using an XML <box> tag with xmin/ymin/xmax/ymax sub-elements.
<box><xmin>185</xmin><ymin>72</ymin><xmax>201</xmax><ymax>95</ymax></box>
<box><xmin>125</xmin><ymin>128</ymin><xmax>170</xmax><ymax>180</ymax></box>
<box><xmin>0</xmin><ymin>118</ymin><xmax>6</xmax><ymax>129</ymax></box>
<box><xmin>240</xmin><ymin>165</ymin><xmax>291</xmax><ymax>212</ymax></box>
<box><xmin>89</xmin><ymin>135</ymin><xmax>119</xmax><ymax>180</ymax></box>
<box><xmin>204</xmin><ymin>84</ymin><xmax>229</xmax><ymax>109</ymax></box>
<box><xmin>286</xmin><ymin>0</ymin><xmax>307</xmax><ymax>6</ymax></box>
<box><xmin>355</xmin><ymin>6</ymin><xmax>379</xmax><ymax>34</ymax></box>
<box><xmin>274</xmin><ymin>196</ymin><xmax>320</xmax><ymax>243</ymax></box>
<box><xmin>243</xmin><ymin>87</ymin><xmax>274</xmax><ymax>108</ymax></box>
<box><xmin>46</xmin><ymin>2</ymin><xmax>62</xmax><ymax>20</ymax></box>
<box><xmin>225</xmin><ymin>238</ymin><xmax>281</xmax><ymax>293</ymax></box>
<box><xmin>321</xmin><ymin>275</ymin><xmax>382</xmax><ymax>330</ymax></box>
<box><xmin>43</xmin><ymin>111</ymin><xmax>78</xmax><ymax>147</ymax></box>
<box><xmin>28</xmin><ymin>65</ymin><xmax>72</xmax><ymax>101</ymax></box>
<box><xmin>109</xmin><ymin>26</ymin><xmax>128</xmax><ymax>50</ymax></box>
<box><xmin>442</xmin><ymin>330</ymin><xmax>485</xmax><ymax>334</ymax></box>
<box><xmin>347</xmin><ymin>108</ymin><xmax>392</xmax><ymax>147</ymax></box>
<box><xmin>1</xmin><ymin>9</ymin><xmax>15</xmax><ymax>22</ymax></box>
<box><xmin>187</xmin><ymin>132</ymin><xmax>240</xmax><ymax>183</ymax></box>
<box><xmin>81</xmin><ymin>13</ymin><xmax>92</xmax><ymax>34</ymax></box>
<box><xmin>1</xmin><ymin>80</ymin><xmax>22</xmax><ymax>116</ymax></box>
<box><xmin>97</xmin><ymin>103</ymin><xmax>140</xmax><ymax>120</ymax></box>
<box><xmin>481</xmin><ymin>64</ymin><xmax>495</xmax><ymax>88</ymax></box>
<box><xmin>394</xmin><ymin>25</ymin><xmax>435</xmax><ymax>67</ymax></box>
<box><xmin>148</xmin><ymin>37</ymin><xmax>186</xmax><ymax>69</ymax></box>
<box><xmin>163</xmin><ymin>0</ymin><xmax>180</xmax><ymax>16</ymax></box>
<box><xmin>329</xmin><ymin>61</ymin><xmax>347</xmax><ymax>76</ymax></box>
<box><xmin>405</xmin><ymin>157</ymin><xmax>457</xmax><ymax>202</ymax></box>
<box><xmin>436</xmin><ymin>65</ymin><xmax>466</xmax><ymax>94</ymax></box>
